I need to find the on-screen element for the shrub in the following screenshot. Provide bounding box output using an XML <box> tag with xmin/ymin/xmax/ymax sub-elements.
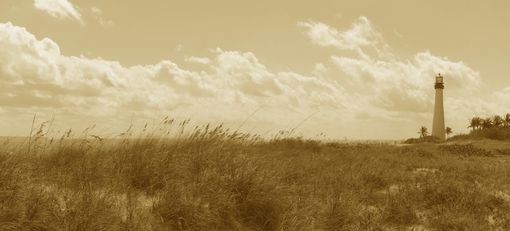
<box><xmin>384</xmin><ymin>194</ymin><xmax>418</xmax><ymax>226</ymax></box>
<box><xmin>323</xmin><ymin>197</ymin><xmax>358</xmax><ymax>231</ymax></box>
<box><xmin>472</xmin><ymin>127</ymin><xmax>510</xmax><ymax>141</ymax></box>
<box><xmin>438</xmin><ymin>144</ymin><xmax>493</xmax><ymax>157</ymax></box>
<box><xmin>404</xmin><ymin>136</ymin><xmax>441</xmax><ymax>144</ymax></box>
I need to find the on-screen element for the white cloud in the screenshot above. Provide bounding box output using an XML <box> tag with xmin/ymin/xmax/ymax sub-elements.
<box><xmin>185</xmin><ymin>56</ymin><xmax>211</xmax><ymax>65</ymax></box>
<box><xmin>298</xmin><ymin>16</ymin><xmax>503</xmax><ymax>136</ymax></box>
<box><xmin>0</xmin><ymin>22</ymin><xmax>348</xmax><ymax>137</ymax></box>
<box><xmin>299</xmin><ymin>17</ymin><xmax>481</xmax><ymax>115</ymax></box>
<box><xmin>298</xmin><ymin>16</ymin><xmax>390</xmax><ymax>58</ymax></box>
<box><xmin>0</xmin><ymin>16</ymin><xmax>502</xmax><ymax>139</ymax></box>
<box><xmin>330</xmin><ymin>51</ymin><xmax>481</xmax><ymax>112</ymax></box>
<box><xmin>91</xmin><ymin>7</ymin><xmax>114</xmax><ymax>28</ymax></box>
<box><xmin>33</xmin><ymin>0</ymin><xmax>83</xmax><ymax>23</ymax></box>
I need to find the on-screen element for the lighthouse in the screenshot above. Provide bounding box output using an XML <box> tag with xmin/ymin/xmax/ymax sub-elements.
<box><xmin>432</xmin><ymin>73</ymin><xmax>446</xmax><ymax>141</ymax></box>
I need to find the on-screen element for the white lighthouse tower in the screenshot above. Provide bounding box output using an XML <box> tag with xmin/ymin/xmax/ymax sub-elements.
<box><xmin>432</xmin><ymin>73</ymin><xmax>446</xmax><ymax>141</ymax></box>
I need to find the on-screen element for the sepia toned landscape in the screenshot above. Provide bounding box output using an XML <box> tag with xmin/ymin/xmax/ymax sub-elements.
<box><xmin>1</xmin><ymin>0</ymin><xmax>510</xmax><ymax>230</ymax></box>
<box><xmin>2</xmin><ymin>120</ymin><xmax>510</xmax><ymax>230</ymax></box>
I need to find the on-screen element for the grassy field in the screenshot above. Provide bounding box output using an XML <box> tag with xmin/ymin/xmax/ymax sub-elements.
<box><xmin>1</xmin><ymin>124</ymin><xmax>510</xmax><ymax>230</ymax></box>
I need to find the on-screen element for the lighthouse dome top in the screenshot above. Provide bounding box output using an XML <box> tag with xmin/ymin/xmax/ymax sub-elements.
<box><xmin>435</xmin><ymin>73</ymin><xmax>444</xmax><ymax>89</ymax></box>
<box><xmin>435</xmin><ymin>73</ymin><xmax>443</xmax><ymax>83</ymax></box>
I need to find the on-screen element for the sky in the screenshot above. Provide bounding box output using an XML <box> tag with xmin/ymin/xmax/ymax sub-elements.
<box><xmin>0</xmin><ymin>0</ymin><xmax>509</xmax><ymax>139</ymax></box>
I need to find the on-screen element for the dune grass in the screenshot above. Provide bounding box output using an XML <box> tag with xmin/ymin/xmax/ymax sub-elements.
<box><xmin>1</xmin><ymin>122</ymin><xmax>510</xmax><ymax>230</ymax></box>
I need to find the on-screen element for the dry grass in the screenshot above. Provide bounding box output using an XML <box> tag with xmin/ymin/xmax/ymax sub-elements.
<box><xmin>1</xmin><ymin>122</ymin><xmax>510</xmax><ymax>230</ymax></box>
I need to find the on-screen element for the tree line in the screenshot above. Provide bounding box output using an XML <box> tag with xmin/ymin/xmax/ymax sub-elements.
<box><xmin>468</xmin><ymin>113</ymin><xmax>510</xmax><ymax>131</ymax></box>
<box><xmin>417</xmin><ymin>113</ymin><xmax>510</xmax><ymax>140</ymax></box>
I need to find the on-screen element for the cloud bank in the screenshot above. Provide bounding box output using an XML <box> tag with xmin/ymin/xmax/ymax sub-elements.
<box><xmin>298</xmin><ymin>17</ymin><xmax>500</xmax><ymax>132</ymax></box>
<box><xmin>0</xmin><ymin>17</ymin><xmax>504</xmax><ymax>138</ymax></box>
<box><xmin>0</xmin><ymin>22</ymin><xmax>346</xmax><ymax>137</ymax></box>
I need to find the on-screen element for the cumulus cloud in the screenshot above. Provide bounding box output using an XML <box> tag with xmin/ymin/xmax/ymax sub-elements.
<box><xmin>298</xmin><ymin>17</ymin><xmax>390</xmax><ymax>58</ymax></box>
<box><xmin>300</xmin><ymin>17</ymin><xmax>483</xmax><ymax>118</ymax></box>
<box><xmin>296</xmin><ymin>16</ymin><xmax>510</xmax><ymax>137</ymax></box>
<box><xmin>0</xmin><ymin>22</ymin><xmax>347</xmax><ymax>136</ymax></box>
<box><xmin>33</xmin><ymin>0</ymin><xmax>83</xmax><ymax>23</ymax></box>
<box><xmin>298</xmin><ymin>17</ymin><xmax>379</xmax><ymax>50</ymax></box>
<box><xmin>330</xmin><ymin>52</ymin><xmax>480</xmax><ymax>113</ymax></box>
<box><xmin>0</xmin><ymin>16</ymin><xmax>501</xmax><ymax>138</ymax></box>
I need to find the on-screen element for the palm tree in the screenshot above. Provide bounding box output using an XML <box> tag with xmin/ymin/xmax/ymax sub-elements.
<box><xmin>468</xmin><ymin>117</ymin><xmax>482</xmax><ymax>131</ymax></box>
<box><xmin>493</xmin><ymin>115</ymin><xmax>504</xmax><ymax>127</ymax></box>
<box><xmin>504</xmin><ymin>113</ymin><xmax>510</xmax><ymax>127</ymax></box>
<box><xmin>446</xmin><ymin>126</ymin><xmax>453</xmax><ymax>139</ymax></box>
<box><xmin>481</xmin><ymin>117</ymin><xmax>493</xmax><ymax>129</ymax></box>
<box><xmin>418</xmin><ymin>126</ymin><xmax>428</xmax><ymax>139</ymax></box>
